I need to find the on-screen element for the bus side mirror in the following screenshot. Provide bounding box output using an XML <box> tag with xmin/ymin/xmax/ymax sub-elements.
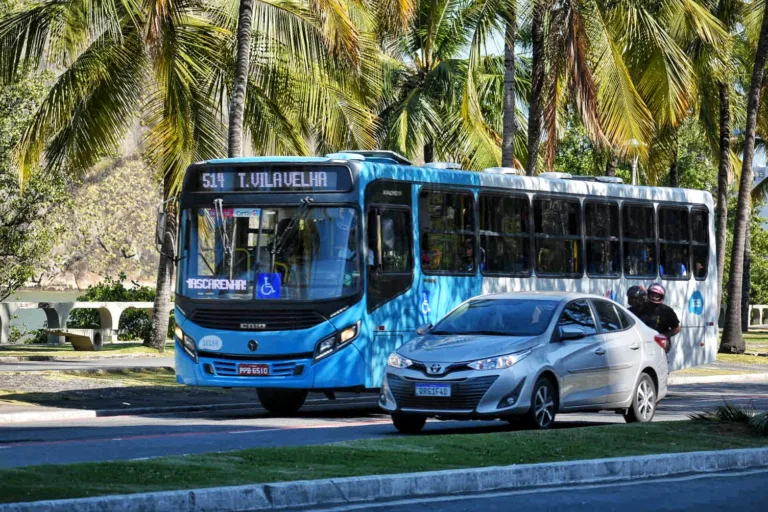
<box><xmin>416</xmin><ymin>324</ymin><xmax>432</xmax><ymax>336</ymax></box>
<box><xmin>155</xmin><ymin>211</ymin><xmax>168</xmax><ymax>252</ymax></box>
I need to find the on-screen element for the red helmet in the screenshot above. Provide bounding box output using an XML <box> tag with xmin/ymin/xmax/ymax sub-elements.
<box><xmin>648</xmin><ymin>283</ymin><xmax>665</xmax><ymax>304</ymax></box>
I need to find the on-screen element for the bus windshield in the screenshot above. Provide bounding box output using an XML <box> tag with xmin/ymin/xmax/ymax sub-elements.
<box><xmin>179</xmin><ymin>205</ymin><xmax>362</xmax><ymax>301</ymax></box>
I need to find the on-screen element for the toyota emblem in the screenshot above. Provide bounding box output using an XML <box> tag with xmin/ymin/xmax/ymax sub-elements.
<box><xmin>427</xmin><ymin>363</ymin><xmax>443</xmax><ymax>375</ymax></box>
<box><xmin>248</xmin><ymin>340</ymin><xmax>259</xmax><ymax>352</ymax></box>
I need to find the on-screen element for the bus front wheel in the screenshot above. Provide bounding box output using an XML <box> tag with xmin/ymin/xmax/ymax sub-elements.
<box><xmin>256</xmin><ymin>389</ymin><xmax>307</xmax><ymax>415</ymax></box>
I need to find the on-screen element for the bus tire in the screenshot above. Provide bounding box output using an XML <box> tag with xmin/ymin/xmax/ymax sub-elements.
<box><xmin>624</xmin><ymin>373</ymin><xmax>656</xmax><ymax>423</ymax></box>
<box><xmin>256</xmin><ymin>389</ymin><xmax>307</xmax><ymax>415</ymax></box>
<box><xmin>391</xmin><ymin>414</ymin><xmax>426</xmax><ymax>434</ymax></box>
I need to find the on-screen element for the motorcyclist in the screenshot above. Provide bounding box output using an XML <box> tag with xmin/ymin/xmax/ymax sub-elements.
<box><xmin>637</xmin><ymin>283</ymin><xmax>681</xmax><ymax>354</ymax></box>
<box><xmin>626</xmin><ymin>285</ymin><xmax>649</xmax><ymax>317</ymax></box>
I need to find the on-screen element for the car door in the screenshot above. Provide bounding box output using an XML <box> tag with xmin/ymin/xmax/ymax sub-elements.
<box><xmin>591</xmin><ymin>299</ymin><xmax>642</xmax><ymax>404</ymax></box>
<box><xmin>554</xmin><ymin>299</ymin><xmax>610</xmax><ymax>408</ymax></box>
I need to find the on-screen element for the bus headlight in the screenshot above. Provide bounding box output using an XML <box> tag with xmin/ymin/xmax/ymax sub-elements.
<box><xmin>175</xmin><ymin>327</ymin><xmax>198</xmax><ymax>363</ymax></box>
<box><xmin>314</xmin><ymin>322</ymin><xmax>360</xmax><ymax>361</ymax></box>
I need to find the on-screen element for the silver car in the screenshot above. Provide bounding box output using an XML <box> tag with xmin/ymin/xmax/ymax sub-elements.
<box><xmin>379</xmin><ymin>292</ymin><xmax>669</xmax><ymax>433</ymax></box>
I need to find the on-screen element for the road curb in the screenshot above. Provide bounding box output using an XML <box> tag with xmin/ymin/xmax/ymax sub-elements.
<box><xmin>0</xmin><ymin>402</ymin><xmax>261</xmax><ymax>424</ymax></box>
<box><xmin>668</xmin><ymin>373</ymin><xmax>768</xmax><ymax>385</ymax></box>
<box><xmin>1</xmin><ymin>447</ymin><xmax>767</xmax><ymax>511</ymax></box>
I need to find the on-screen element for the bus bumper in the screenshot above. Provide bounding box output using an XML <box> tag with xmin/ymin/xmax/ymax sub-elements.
<box><xmin>174</xmin><ymin>339</ymin><xmax>367</xmax><ymax>390</ymax></box>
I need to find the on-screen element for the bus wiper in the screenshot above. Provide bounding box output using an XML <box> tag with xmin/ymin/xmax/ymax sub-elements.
<box><xmin>213</xmin><ymin>198</ymin><xmax>234</xmax><ymax>278</ymax></box>
<box><xmin>270</xmin><ymin>197</ymin><xmax>313</xmax><ymax>257</ymax></box>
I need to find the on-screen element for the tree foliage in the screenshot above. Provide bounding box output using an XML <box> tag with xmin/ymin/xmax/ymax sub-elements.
<box><xmin>0</xmin><ymin>71</ymin><xmax>67</xmax><ymax>301</ymax></box>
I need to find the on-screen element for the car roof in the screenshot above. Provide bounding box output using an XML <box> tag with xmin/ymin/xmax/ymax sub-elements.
<box><xmin>470</xmin><ymin>291</ymin><xmax>615</xmax><ymax>303</ymax></box>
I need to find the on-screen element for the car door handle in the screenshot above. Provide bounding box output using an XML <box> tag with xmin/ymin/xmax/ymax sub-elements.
<box><xmin>629</xmin><ymin>343</ymin><xmax>640</xmax><ymax>350</ymax></box>
<box><xmin>594</xmin><ymin>348</ymin><xmax>606</xmax><ymax>355</ymax></box>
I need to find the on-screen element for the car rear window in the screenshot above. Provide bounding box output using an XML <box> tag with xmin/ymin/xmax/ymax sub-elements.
<box><xmin>431</xmin><ymin>299</ymin><xmax>559</xmax><ymax>336</ymax></box>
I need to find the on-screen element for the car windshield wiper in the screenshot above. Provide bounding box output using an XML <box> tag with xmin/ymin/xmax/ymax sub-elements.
<box><xmin>429</xmin><ymin>330</ymin><xmax>454</xmax><ymax>335</ymax></box>
<box><xmin>467</xmin><ymin>330</ymin><xmax>510</xmax><ymax>336</ymax></box>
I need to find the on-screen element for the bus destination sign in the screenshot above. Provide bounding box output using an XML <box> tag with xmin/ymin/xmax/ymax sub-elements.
<box><xmin>195</xmin><ymin>166</ymin><xmax>351</xmax><ymax>193</ymax></box>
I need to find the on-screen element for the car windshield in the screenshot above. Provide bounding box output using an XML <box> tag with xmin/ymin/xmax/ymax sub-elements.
<box><xmin>431</xmin><ymin>299</ymin><xmax>559</xmax><ymax>336</ymax></box>
<box><xmin>178</xmin><ymin>205</ymin><xmax>361</xmax><ymax>301</ymax></box>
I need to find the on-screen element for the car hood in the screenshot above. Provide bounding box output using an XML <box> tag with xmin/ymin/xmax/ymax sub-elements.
<box><xmin>399</xmin><ymin>333</ymin><xmax>540</xmax><ymax>363</ymax></box>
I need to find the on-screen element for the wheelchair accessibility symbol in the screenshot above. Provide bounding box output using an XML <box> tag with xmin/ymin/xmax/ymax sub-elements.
<box><xmin>257</xmin><ymin>273</ymin><xmax>281</xmax><ymax>299</ymax></box>
<box><xmin>421</xmin><ymin>291</ymin><xmax>431</xmax><ymax>319</ymax></box>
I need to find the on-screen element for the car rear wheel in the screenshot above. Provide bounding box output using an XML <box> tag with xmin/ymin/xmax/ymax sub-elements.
<box><xmin>257</xmin><ymin>389</ymin><xmax>307</xmax><ymax>415</ymax></box>
<box><xmin>392</xmin><ymin>414</ymin><xmax>426</xmax><ymax>434</ymax></box>
<box><xmin>525</xmin><ymin>377</ymin><xmax>557</xmax><ymax>430</ymax></box>
<box><xmin>624</xmin><ymin>373</ymin><xmax>656</xmax><ymax>423</ymax></box>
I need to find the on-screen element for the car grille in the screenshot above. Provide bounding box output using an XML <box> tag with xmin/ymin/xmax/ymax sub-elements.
<box><xmin>388</xmin><ymin>375</ymin><xmax>499</xmax><ymax>411</ymax></box>
<box><xmin>212</xmin><ymin>360</ymin><xmax>299</xmax><ymax>377</ymax></box>
<box><xmin>189</xmin><ymin>309</ymin><xmax>326</xmax><ymax>331</ymax></box>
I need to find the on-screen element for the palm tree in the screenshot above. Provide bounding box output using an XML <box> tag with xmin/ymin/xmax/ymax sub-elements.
<box><xmin>531</xmin><ymin>0</ymin><xmax>727</xmax><ymax>179</ymax></box>
<box><xmin>526</xmin><ymin>0</ymin><xmax>545</xmax><ymax>175</ymax></box>
<box><xmin>501</xmin><ymin>4</ymin><xmax>517</xmax><ymax>168</ymax></box>
<box><xmin>0</xmin><ymin>0</ymin><xmax>380</xmax><ymax>350</ymax></box>
<box><xmin>229</xmin><ymin>0</ymin><xmax>255</xmax><ymax>158</ymax></box>
<box><xmin>720</xmin><ymin>0</ymin><xmax>768</xmax><ymax>354</ymax></box>
<box><xmin>377</xmin><ymin>0</ymin><xmax>523</xmax><ymax>168</ymax></box>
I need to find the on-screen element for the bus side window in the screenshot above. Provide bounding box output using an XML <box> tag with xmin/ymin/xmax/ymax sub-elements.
<box><xmin>659</xmin><ymin>206</ymin><xmax>690</xmax><ymax>280</ymax></box>
<box><xmin>691</xmin><ymin>209</ymin><xmax>708</xmax><ymax>280</ymax></box>
<box><xmin>623</xmin><ymin>204</ymin><xmax>656</xmax><ymax>277</ymax></box>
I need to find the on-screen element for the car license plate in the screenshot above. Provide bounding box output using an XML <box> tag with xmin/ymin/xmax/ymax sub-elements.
<box><xmin>415</xmin><ymin>383</ymin><xmax>451</xmax><ymax>397</ymax></box>
<box><xmin>238</xmin><ymin>363</ymin><xmax>269</xmax><ymax>376</ymax></box>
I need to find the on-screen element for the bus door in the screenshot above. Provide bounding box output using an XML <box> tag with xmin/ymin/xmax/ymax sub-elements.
<box><xmin>416</xmin><ymin>187</ymin><xmax>483</xmax><ymax>328</ymax></box>
<box><xmin>365</xmin><ymin>181</ymin><xmax>418</xmax><ymax>386</ymax></box>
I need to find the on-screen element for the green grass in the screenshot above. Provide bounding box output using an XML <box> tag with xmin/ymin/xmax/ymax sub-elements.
<box><xmin>0</xmin><ymin>421</ymin><xmax>766</xmax><ymax>504</ymax></box>
<box><xmin>0</xmin><ymin>342</ymin><xmax>174</xmax><ymax>358</ymax></box>
<box><xmin>52</xmin><ymin>368</ymin><xmax>178</xmax><ymax>387</ymax></box>
<box><xmin>717</xmin><ymin>353</ymin><xmax>768</xmax><ymax>366</ymax></box>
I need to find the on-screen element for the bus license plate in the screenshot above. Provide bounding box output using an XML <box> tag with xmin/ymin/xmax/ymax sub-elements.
<box><xmin>415</xmin><ymin>383</ymin><xmax>451</xmax><ymax>397</ymax></box>
<box><xmin>239</xmin><ymin>364</ymin><xmax>269</xmax><ymax>376</ymax></box>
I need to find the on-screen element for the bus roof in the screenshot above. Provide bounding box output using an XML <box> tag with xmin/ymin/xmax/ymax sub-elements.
<box><xmin>196</xmin><ymin>155</ymin><xmax>713</xmax><ymax>207</ymax></box>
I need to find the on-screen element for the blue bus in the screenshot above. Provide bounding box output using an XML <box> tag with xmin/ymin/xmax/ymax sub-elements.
<box><xmin>170</xmin><ymin>151</ymin><xmax>717</xmax><ymax>414</ymax></box>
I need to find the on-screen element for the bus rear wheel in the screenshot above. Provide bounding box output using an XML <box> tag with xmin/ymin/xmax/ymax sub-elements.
<box><xmin>256</xmin><ymin>389</ymin><xmax>307</xmax><ymax>415</ymax></box>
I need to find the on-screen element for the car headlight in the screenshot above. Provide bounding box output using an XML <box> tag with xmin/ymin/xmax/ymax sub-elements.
<box><xmin>314</xmin><ymin>322</ymin><xmax>360</xmax><ymax>361</ymax></box>
<box><xmin>387</xmin><ymin>352</ymin><xmax>413</xmax><ymax>369</ymax></box>
<box><xmin>175</xmin><ymin>327</ymin><xmax>198</xmax><ymax>363</ymax></box>
<box><xmin>468</xmin><ymin>349</ymin><xmax>531</xmax><ymax>371</ymax></box>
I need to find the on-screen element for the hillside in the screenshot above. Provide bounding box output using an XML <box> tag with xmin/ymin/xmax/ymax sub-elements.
<box><xmin>29</xmin><ymin>157</ymin><xmax>161</xmax><ymax>291</ymax></box>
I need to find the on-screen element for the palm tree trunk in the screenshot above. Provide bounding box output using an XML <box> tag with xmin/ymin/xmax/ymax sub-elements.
<box><xmin>424</xmin><ymin>140</ymin><xmax>434</xmax><ymax>163</ymax></box>
<box><xmin>669</xmin><ymin>137</ymin><xmax>679</xmax><ymax>187</ymax></box>
<box><xmin>228</xmin><ymin>0</ymin><xmax>255</xmax><ymax>158</ymax></box>
<box><xmin>720</xmin><ymin>1</ymin><xmax>768</xmax><ymax>354</ymax></box>
<box><xmin>741</xmin><ymin>218</ymin><xmax>752</xmax><ymax>333</ymax></box>
<box><xmin>605</xmin><ymin>152</ymin><xmax>618</xmax><ymax>176</ymax></box>
<box><xmin>149</xmin><ymin>177</ymin><xmax>177</xmax><ymax>352</ymax></box>
<box><xmin>501</xmin><ymin>18</ymin><xmax>516</xmax><ymax>168</ymax></box>
<box><xmin>525</xmin><ymin>1</ymin><xmax>545</xmax><ymax>176</ymax></box>
<box><xmin>716</xmin><ymin>82</ymin><xmax>730</xmax><ymax>312</ymax></box>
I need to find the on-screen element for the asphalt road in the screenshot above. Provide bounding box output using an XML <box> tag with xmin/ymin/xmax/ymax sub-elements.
<box><xmin>309</xmin><ymin>469</ymin><xmax>768</xmax><ymax>512</ymax></box>
<box><xmin>0</xmin><ymin>382</ymin><xmax>766</xmax><ymax>469</ymax></box>
<box><xmin>0</xmin><ymin>357</ymin><xmax>174</xmax><ymax>371</ymax></box>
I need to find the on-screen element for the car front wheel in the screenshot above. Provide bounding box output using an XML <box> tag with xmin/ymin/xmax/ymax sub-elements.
<box><xmin>392</xmin><ymin>414</ymin><xmax>426</xmax><ymax>434</ymax></box>
<box><xmin>624</xmin><ymin>373</ymin><xmax>656</xmax><ymax>423</ymax></box>
<box><xmin>525</xmin><ymin>377</ymin><xmax>557</xmax><ymax>429</ymax></box>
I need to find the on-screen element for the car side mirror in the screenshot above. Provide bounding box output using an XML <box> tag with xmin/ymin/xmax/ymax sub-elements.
<box><xmin>559</xmin><ymin>325</ymin><xmax>586</xmax><ymax>341</ymax></box>
<box><xmin>416</xmin><ymin>324</ymin><xmax>433</xmax><ymax>336</ymax></box>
